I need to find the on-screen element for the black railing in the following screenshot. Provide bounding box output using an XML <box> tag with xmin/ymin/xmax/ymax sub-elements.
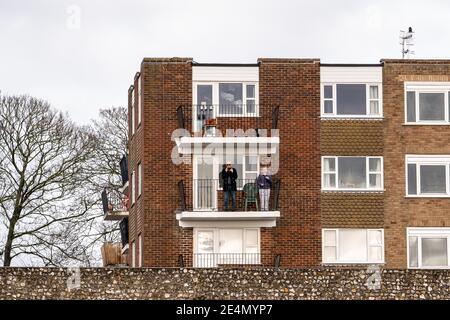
<box><xmin>193</xmin><ymin>253</ymin><xmax>262</xmax><ymax>268</ymax></box>
<box><xmin>177</xmin><ymin>179</ymin><xmax>281</xmax><ymax>212</ymax></box>
<box><xmin>176</xmin><ymin>105</ymin><xmax>280</xmax><ymax>134</ymax></box>
<box><xmin>119</xmin><ymin>155</ymin><xmax>129</xmax><ymax>185</ymax></box>
<box><xmin>102</xmin><ymin>188</ymin><xmax>129</xmax><ymax>215</ymax></box>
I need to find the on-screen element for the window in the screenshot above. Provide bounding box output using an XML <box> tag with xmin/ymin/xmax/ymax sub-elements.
<box><xmin>131</xmin><ymin>241</ymin><xmax>136</xmax><ymax>268</ymax></box>
<box><xmin>137</xmin><ymin>76</ymin><xmax>142</xmax><ymax>126</ymax></box>
<box><xmin>194</xmin><ymin>82</ymin><xmax>258</xmax><ymax>119</ymax></box>
<box><xmin>322</xmin><ymin>156</ymin><xmax>383</xmax><ymax>191</ymax></box>
<box><xmin>137</xmin><ymin>163</ymin><xmax>142</xmax><ymax>197</ymax></box>
<box><xmin>405</xmin><ymin>83</ymin><xmax>450</xmax><ymax>124</ymax></box>
<box><xmin>194</xmin><ymin>228</ymin><xmax>260</xmax><ymax>267</ymax></box>
<box><xmin>408</xmin><ymin>228</ymin><xmax>450</xmax><ymax>269</ymax></box>
<box><xmin>131</xmin><ymin>89</ymin><xmax>135</xmax><ymax>135</ymax></box>
<box><xmin>131</xmin><ymin>170</ymin><xmax>135</xmax><ymax>205</ymax></box>
<box><xmin>322</xmin><ymin>83</ymin><xmax>382</xmax><ymax>117</ymax></box>
<box><xmin>322</xmin><ymin>229</ymin><xmax>384</xmax><ymax>264</ymax></box>
<box><xmin>138</xmin><ymin>234</ymin><xmax>142</xmax><ymax>267</ymax></box>
<box><xmin>406</xmin><ymin>156</ymin><xmax>450</xmax><ymax>197</ymax></box>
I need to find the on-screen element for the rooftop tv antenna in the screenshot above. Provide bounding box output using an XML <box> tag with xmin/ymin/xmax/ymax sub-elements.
<box><xmin>400</xmin><ymin>27</ymin><xmax>415</xmax><ymax>59</ymax></box>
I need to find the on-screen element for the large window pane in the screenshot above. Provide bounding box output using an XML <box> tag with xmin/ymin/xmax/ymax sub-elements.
<box><xmin>219</xmin><ymin>83</ymin><xmax>243</xmax><ymax>115</ymax></box>
<box><xmin>407</xmin><ymin>164</ymin><xmax>417</xmax><ymax>195</ymax></box>
<box><xmin>422</xmin><ymin>238</ymin><xmax>448</xmax><ymax>267</ymax></box>
<box><xmin>420</xmin><ymin>165</ymin><xmax>446</xmax><ymax>193</ymax></box>
<box><xmin>338</xmin><ymin>230</ymin><xmax>367</xmax><ymax>261</ymax></box>
<box><xmin>406</xmin><ymin>91</ymin><xmax>416</xmax><ymax>122</ymax></box>
<box><xmin>338</xmin><ymin>157</ymin><xmax>367</xmax><ymax>188</ymax></box>
<box><xmin>419</xmin><ymin>93</ymin><xmax>445</xmax><ymax>121</ymax></box>
<box><xmin>336</xmin><ymin>84</ymin><xmax>366</xmax><ymax>115</ymax></box>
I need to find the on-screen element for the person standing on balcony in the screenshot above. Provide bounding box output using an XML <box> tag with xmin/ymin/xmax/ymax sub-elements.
<box><xmin>221</xmin><ymin>161</ymin><xmax>237</xmax><ymax>211</ymax></box>
<box><xmin>257</xmin><ymin>166</ymin><xmax>272</xmax><ymax>211</ymax></box>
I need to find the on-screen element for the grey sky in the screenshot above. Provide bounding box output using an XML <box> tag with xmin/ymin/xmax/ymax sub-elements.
<box><xmin>1</xmin><ymin>0</ymin><xmax>450</xmax><ymax>124</ymax></box>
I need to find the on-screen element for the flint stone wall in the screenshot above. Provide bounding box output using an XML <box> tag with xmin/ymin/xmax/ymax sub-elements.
<box><xmin>1</xmin><ymin>267</ymin><xmax>450</xmax><ymax>300</ymax></box>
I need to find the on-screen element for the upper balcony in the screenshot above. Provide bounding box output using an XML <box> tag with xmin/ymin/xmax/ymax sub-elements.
<box><xmin>176</xmin><ymin>178</ymin><xmax>281</xmax><ymax>228</ymax></box>
<box><xmin>175</xmin><ymin>104</ymin><xmax>280</xmax><ymax>154</ymax></box>
<box><xmin>102</xmin><ymin>188</ymin><xmax>129</xmax><ymax>221</ymax></box>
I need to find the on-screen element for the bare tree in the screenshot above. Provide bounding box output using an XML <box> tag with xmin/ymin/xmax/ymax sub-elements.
<box><xmin>0</xmin><ymin>94</ymin><xmax>128</xmax><ymax>267</ymax></box>
<box><xmin>89</xmin><ymin>107</ymin><xmax>128</xmax><ymax>190</ymax></box>
<box><xmin>0</xmin><ymin>95</ymin><xmax>98</xmax><ymax>266</ymax></box>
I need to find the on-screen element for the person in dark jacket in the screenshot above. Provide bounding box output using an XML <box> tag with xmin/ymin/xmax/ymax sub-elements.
<box><xmin>256</xmin><ymin>166</ymin><xmax>272</xmax><ymax>211</ymax></box>
<box><xmin>221</xmin><ymin>161</ymin><xmax>238</xmax><ymax>211</ymax></box>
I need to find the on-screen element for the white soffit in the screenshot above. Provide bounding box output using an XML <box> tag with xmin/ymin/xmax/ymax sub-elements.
<box><xmin>320</xmin><ymin>67</ymin><xmax>382</xmax><ymax>83</ymax></box>
<box><xmin>193</xmin><ymin>66</ymin><xmax>259</xmax><ymax>82</ymax></box>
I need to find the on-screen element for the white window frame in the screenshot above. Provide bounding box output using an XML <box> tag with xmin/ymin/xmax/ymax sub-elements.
<box><xmin>405</xmin><ymin>155</ymin><xmax>450</xmax><ymax>197</ymax></box>
<box><xmin>131</xmin><ymin>88</ymin><xmax>135</xmax><ymax>135</ymax></box>
<box><xmin>404</xmin><ymin>82</ymin><xmax>450</xmax><ymax>125</ymax></box>
<box><xmin>193</xmin><ymin>228</ymin><xmax>261</xmax><ymax>267</ymax></box>
<box><xmin>321</xmin><ymin>83</ymin><xmax>383</xmax><ymax>118</ymax></box>
<box><xmin>321</xmin><ymin>156</ymin><xmax>384</xmax><ymax>191</ymax></box>
<box><xmin>193</xmin><ymin>81</ymin><xmax>259</xmax><ymax>118</ymax></box>
<box><xmin>138</xmin><ymin>234</ymin><xmax>142</xmax><ymax>267</ymax></box>
<box><xmin>407</xmin><ymin>228</ymin><xmax>450</xmax><ymax>269</ymax></box>
<box><xmin>137</xmin><ymin>163</ymin><xmax>142</xmax><ymax>197</ymax></box>
<box><xmin>131</xmin><ymin>170</ymin><xmax>136</xmax><ymax>205</ymax></box>
<box><xmin>322</xmin><ymin>229</ymin><xmax>385</xmax><ymax>264</ymax></box>
<box><xmin>137</xmin><ymin>75</ymin><xmax>142</xmax><ymax>126</ymax></box>
<box><xmin>131</xmin><ymin>241</ymin><xmax>136</xmax><ymax>268</ymax></box>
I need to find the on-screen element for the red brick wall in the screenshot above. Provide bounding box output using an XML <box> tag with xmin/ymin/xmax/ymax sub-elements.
<box><xmin>258</xmin><ymin>58</ymin><xmax>322</xmax><ymax>267</ymax></box>
<box><xmin>382</xmin><ymin>59</ymin><xmax>450</xmax><ymax>268</ymax></box>
<box><xmin>127</xmin><ymin>58</ymin><xmax>193</xmax><ymax>267</ymax></box>
<box><xmin>129</xmin><ymin>57</ymin><xmax>322</xmax><ymax>268</ymax></box>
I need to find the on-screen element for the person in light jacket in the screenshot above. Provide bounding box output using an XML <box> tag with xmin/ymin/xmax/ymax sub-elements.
<box><xmin>256</xmin><ymin>166</ymin><xmax>272</xmax><ymax>211</ymax></box>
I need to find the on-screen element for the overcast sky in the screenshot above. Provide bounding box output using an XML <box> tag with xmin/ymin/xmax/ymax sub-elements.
<box><xmin>1</xmin><ymin>0</ymin><xmax>450</xmax><ymax>124</ymax></box>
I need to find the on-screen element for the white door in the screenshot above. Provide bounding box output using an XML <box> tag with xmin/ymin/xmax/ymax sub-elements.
<box><xmin>194</xmin><ymin>155</ymin><xmax>217</xmax><ymax>210</ymax></box>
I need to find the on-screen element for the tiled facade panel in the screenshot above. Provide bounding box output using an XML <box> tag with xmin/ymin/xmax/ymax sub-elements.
<box><xmin>382</xmin><ymin>60</ymin><xmax>450</xmax><ymax>268</ymax></box>
<box><xmin>321</xmin><ymin>120</ymin><xmax>384</xmax><ymax>156</ymax></box>
<box><xmin>321</xmin><ymin>193</ymin><xmax>384</xmax><ymax>228</ymax></box>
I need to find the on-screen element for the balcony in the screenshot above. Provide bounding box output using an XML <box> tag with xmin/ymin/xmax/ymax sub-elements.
<box><xmin>176</xmin><ymin>179</ymin><xmax>281</xmax><ymax>228</ymax></box>
<box><xmin>193</xmin><ymin>253</ymin><xmax>264</xmax><ymax>268</ymax></box>
<box><xmin>175</xmin><ymin>105</ymin><xmax>280</xmax><ymax>154</ymax></box>
<box><xmin>102</xmin><ymin>188</ymin><xmax>129</xmax><ymax>221</ymax></box>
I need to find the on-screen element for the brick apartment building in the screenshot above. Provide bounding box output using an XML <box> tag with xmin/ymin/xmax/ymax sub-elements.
<box><xmin>102</xmin><ymin>58</ymin><xmax>450</xmax><ymax>270</ymax></box>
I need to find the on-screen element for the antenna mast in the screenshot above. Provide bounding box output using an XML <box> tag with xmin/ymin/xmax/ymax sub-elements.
<box><xmin>400</xmin><ymin>27</ymin><xmax>415</xmax><ymax>59</ymax></box>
